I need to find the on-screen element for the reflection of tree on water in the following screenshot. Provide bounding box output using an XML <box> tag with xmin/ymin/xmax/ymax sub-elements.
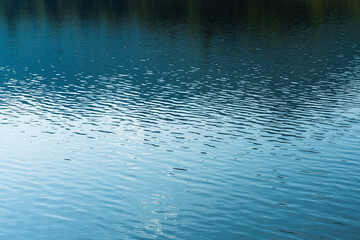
<box><xmin>0</xmin><ymin>0</ymin><xmax>360</xmax><ymax>26</ymax></box>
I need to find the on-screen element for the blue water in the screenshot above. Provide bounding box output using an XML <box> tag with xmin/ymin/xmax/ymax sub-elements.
<box><xmin>0</xmin><ymin>0</ymin><xmax>360</xmax><ymax>239</ymax></box>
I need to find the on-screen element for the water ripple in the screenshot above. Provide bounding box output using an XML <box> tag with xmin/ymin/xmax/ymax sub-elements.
<box><xmin>0</xmin><ymin>0</ymin><xmax>360</xmax><ymax>239</ymax></box>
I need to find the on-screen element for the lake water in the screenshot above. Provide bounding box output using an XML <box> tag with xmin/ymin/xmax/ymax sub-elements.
<box><xmin>0</xmin><ymin>0</ymin><xmax>359</xmax><ymax>239</ymax></box>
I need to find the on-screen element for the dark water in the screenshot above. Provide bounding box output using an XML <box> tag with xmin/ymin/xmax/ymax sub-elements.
<box><xmin>0</xmin><ymin>0</ymin><xmax>360</xmax><ymax>239</ymax></box>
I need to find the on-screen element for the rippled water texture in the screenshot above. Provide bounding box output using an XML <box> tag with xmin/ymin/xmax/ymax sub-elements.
<box><xmin>0</xmin><ymin>0</ymin><xmax>360</xmax><ymax>239</ymax></box>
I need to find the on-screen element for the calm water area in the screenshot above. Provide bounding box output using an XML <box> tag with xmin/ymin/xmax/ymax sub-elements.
<box><xmin>0</xmin><ymin>0</ymin><xmax>359</xmax><ymax>239</ymax></box>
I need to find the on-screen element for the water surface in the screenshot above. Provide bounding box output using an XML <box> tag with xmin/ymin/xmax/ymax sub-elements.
<box><xmin>0</xmin><ymin>0</ymin><xmax>360</xmax><ymax>239</ymax></box>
